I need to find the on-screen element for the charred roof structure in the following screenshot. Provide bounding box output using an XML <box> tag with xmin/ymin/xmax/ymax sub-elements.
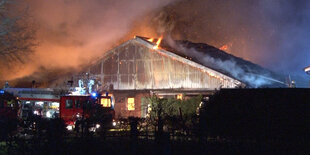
<box><xmin>70</xmin><ymin>36</ymin><xmax>286</xmax><ymax>118</ymax></box>
<box><xmin>83</xmin><ymin>36</ymin><xmax>285</xmax><ymax>89</ymax></box>
<box><xmin>83</xmin><ymin>36</ymin><xmax>249</xmax><ymax>91</ymax></box>
<box><xmin>150</xmin><ymin>37</ymin><xmax>285</xmax><ymax>88</ymax></box>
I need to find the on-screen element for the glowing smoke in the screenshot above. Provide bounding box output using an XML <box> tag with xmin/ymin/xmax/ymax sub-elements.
<box><xmin>2</xmin><ymin>0</ymin><xmax>310</xmax><ymax>87</ymax></box>
<box><xmin>2</xmin><ymin>0</ymin><xmax>176</xmax><ymax>81</ymax></box>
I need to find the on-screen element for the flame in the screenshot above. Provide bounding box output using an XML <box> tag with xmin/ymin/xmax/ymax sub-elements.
<box><xmin>153</xmin><ymin>36</ymin><xmax>163</xmax><ymax>49</ymax></box>
<box><xmin>206</xmin><ymin>71</ymin><xmax>223</xmax><ymax>81</ymax></box>
<box><xmin>219</xmin><ymin>44</ymin><xmax>228</xmax><ymax>51</ymax></box>
<box><xmin>219</xmin><ymin>43</ymin><xmax>233</xmax><ymax>52</ymax></box>
<box><xmin>147</xmin><ymin>38</ymin><xmax>154</xmax><ymax>42</ymax></box>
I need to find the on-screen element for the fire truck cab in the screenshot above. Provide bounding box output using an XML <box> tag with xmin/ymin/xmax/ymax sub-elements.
<box><xmin>59</xmin><ymin>94</ymin><xmax>114</xmax><ymax>130</ymax></box>
<box><xmin>0</xmin><ymin>90</ymin><xmax>19</xmax><ymax>120</ymax></box>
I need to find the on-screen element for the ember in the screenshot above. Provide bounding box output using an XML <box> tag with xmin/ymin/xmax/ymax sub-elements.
<box><xmin>219</xmin><ymin>44</ymin><xmax>228</xmax><ymax>51</ymax></box>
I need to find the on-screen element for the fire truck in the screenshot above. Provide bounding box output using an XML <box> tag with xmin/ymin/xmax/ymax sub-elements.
<box><xmin>7</xmin><ymin>88</ymin><xmax>61</xmax><ymax>120</ymax></box>
<box><xmin>59</xmin><ymin>93</ymin><xmax>115</xmax><ymax>130</ymax></box>
<box><xmin>4</xmin><ymin>88</ymin><xmax>115</xmax><ymax>130</ymax></box>
<box><xmin>0</xmin><ymin>89</ymin><xmax>19</xmax><ymax>120</ymax></box>
<box><xmin>0</xmin><ymin>89</ymin><xmax>19</xmax><ymax>140</ymax></box>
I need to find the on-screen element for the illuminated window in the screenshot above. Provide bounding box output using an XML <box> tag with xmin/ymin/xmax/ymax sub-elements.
<box><xmin>101</xmin><ymin>98</ymin><xmax>111</xmax><ymax>107</ymax></box>
<box><xmin>127</xmin><ymin>98</ymin><xmax>135</xmax><ymax>111</ymax></box>
<box><xmin>177</xmin><ymin>94</ymin><xmax>183</xmax><ymax>100</ymax></box>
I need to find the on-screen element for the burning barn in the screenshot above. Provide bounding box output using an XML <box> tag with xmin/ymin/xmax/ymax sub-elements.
<box><xmin>70</xmin><ymin>36</ymin><xmax>285</xmax><ymax>118</ymax></box>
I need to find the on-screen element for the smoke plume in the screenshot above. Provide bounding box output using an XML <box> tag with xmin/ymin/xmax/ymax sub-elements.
<box><xmin>135</xmin><ymin>0</ymin><xmax>310</xmax><ymax>80</ymax></box>
<box><xmin>1</xmin><ymin>0</ymin><xmax>176</xmax><ymax>82</ymax></box>
<box><xmin>2</xmin><ymin>0</ymin><xmax>310</xmax><ymax>87</ymax></box>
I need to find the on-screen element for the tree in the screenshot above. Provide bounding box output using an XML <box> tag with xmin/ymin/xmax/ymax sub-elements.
<box><xmin>0</xmin><ymin>0</ymin><xmax>36</xmax><ymax>64</ymax></box>
<box><xmin>145</xmin><ymin>95</ymin><xmax>202</xmax><ymax>132</ymax></box>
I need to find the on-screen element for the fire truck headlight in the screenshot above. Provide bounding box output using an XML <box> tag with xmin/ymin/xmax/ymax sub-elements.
<box><xmin>96</xmin><ymin>124</ymin><xmax>100</xmax><ymax>129</ymax></box>
<box><xmin>33</xmin><ymin>110</ymin><xmax>39</xmax><ymax>115</ymax></box>
<box><xmin>112</xmin><ymin>121</ymin><xmax>117</xmax><ymax>127</ymax></box>
<box><xmin>66</xmin><ymin>125</ymin><xmax>73</xmax><ymax>131</ymax></box>
<box><xmin>76</xmin><ymin>113</ymin><xmax>81</xmax><ymax>118</ymax></box>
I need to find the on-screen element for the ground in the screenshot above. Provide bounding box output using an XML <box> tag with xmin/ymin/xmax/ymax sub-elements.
<box><xmin>0</xmin><ymin>131</ymin><xmax>308</xmax><ymax>154</ymax></box>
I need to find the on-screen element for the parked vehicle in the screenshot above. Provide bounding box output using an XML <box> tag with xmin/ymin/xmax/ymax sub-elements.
<box><xmin>59</xmin><ymin>94</ymin><xmax>115</xmax><ymax>130</ymax></box>
<box><xmin>0</xmin><ymin>90</ymin><xmax>19</xmax><ymax>140</ymax></box>
<box><xmin>0</xmin><ymin>90</ymin><xmax>19</xmax><ymax>120</ymax></box>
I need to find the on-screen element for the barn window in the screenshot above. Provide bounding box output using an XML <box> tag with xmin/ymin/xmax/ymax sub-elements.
<box><xmin>127</xmin><ymin>97</ymin><xmax>135</xmax><ymax>111</ymax></box>
<box><xmin>177</xmin><ymin>94</ymin><xmax>183</xmax><ymax>100</ymax></box>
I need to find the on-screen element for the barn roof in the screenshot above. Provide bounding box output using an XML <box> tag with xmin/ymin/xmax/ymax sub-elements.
<box><xmin>134</xmin><ymin>36</ymin><xmax>286</xmax><ymax>88</ymax></box>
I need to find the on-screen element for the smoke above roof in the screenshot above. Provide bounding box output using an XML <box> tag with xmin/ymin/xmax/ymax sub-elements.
<box><xmin>158</xmin><ymin>37</ymin><xmax>286</xmax><ymax>88</ymax></box>
<box><xmin>132</xmin><ymin>0</ymin><xmax>310</xmax><ymax>86</ymax></box>
<box><xmin>2</xmin><ymin>0</ymin><xmax>309</xmax><ymax>87</ymax></box>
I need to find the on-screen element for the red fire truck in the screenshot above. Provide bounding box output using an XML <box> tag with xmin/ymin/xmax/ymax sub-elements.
<box><xmin>0</xmin><ymin>90</ymin><xmax>19</xmax><ymax>140</ymax></box>
<box><xmin>0</xmin><ymin>90</ymin><xmax>19</xmax><ymax>120</ymax></box>
<box><xmin>4</xmin><ymin>88</ymin><xmax>115</xmax><ymax>130</ymax></box>
<box><xmin>59</xmin><ymin>94</ymin><xmax>115</xmax><ymax>130</ymax></box>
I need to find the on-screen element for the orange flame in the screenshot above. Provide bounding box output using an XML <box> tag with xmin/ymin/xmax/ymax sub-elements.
<box><xmin>219</xmin><ymin>44</ymin><xmax>228</xmax><ymax>51</ymax></box>
<box><xmin>147</xmin><ymin>38</ymin><xmax>154</xmax><ymax>42</ymax></box>
<box><xmin>153</xmin><ymin>36</ymin><xmax>163</xmax><ymax>49</ymax></box>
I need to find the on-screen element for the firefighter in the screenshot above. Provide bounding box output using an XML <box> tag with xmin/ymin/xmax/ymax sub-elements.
<box><xmin>75</xmin><ymin>119</ymin><xmax>81</xmax><ymax>134</ymax></box>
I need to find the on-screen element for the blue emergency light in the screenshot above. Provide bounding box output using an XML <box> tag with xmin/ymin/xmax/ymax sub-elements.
<box><xmin>0</xmin><ymin>90</ymin><xmax>4</xmax><ymax>94</ymax></box>
<box><xmin>91</xmin><ymin>92</ymin><xmax>97</xmax><ymax>97</ymax></box>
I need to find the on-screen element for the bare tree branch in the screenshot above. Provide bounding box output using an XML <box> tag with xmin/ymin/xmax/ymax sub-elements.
<box><xmin>0</xmin><ymin>0</ymin><xmax>36</xmax><ymax>64</ymax></box>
